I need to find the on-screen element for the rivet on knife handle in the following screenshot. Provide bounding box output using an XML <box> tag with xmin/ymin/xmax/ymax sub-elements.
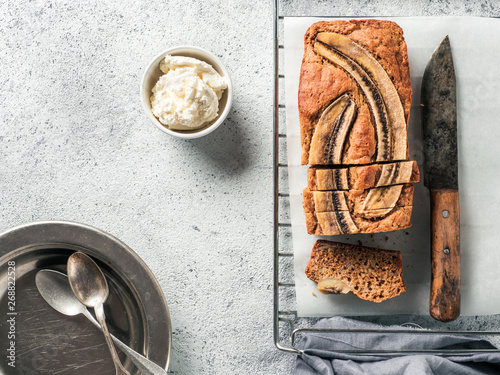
<box><xmin>429</xmin><ymin>190</ymin><xmax>460</xmax><ymax>322</ymax></box>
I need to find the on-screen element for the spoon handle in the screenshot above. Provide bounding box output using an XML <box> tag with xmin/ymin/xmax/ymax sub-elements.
<box><xmin>95</xmin><ymin>303</ymin><xmax>131</xmax><ymax>375</ymax></box>
<box><xmin>83</xmin><ymin>309</ymin><xmax>167</xmax><ymax>375</ymax></box>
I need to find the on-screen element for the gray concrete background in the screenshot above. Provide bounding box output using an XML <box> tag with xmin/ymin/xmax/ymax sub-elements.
<box><xmin>1</xmin><ymin>0</ymin><xmax>499</xmax><ymax>374</ymax></box>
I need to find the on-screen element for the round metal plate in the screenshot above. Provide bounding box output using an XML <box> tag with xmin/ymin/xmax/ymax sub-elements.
<box><xmin>0</xmin><ymin>220</ymin><xmax>171</xmax><ymax>374</ymax></box>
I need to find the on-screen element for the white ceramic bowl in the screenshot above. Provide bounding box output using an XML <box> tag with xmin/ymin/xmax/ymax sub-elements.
<box><xmin>140</xmin><ymin>46</ymin><xmax>233</xmax><ymax>139</ymax></box>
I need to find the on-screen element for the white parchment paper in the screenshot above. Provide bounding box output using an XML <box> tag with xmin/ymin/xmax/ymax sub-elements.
<box><xmin>284</xmin><ymin>17</ymin><xmax>500</xmax><ymax>317</ymax></box>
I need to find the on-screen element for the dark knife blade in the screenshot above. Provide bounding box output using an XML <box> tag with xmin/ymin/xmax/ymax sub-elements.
<box><xmin>421</xmin><ymin>35</ymin><xmax>460</xmax><ymax>323</ymax></box>
<box><xmin>422</xmin><ymin>35</ymin><xmax>458</xmax><ymax>190</ymax></box>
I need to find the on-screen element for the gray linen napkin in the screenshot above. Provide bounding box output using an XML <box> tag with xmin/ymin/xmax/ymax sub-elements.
<box><xmin>293</xmin><ymin>317</ymin><xmax>500</xmax><ymax>375</ymax></box>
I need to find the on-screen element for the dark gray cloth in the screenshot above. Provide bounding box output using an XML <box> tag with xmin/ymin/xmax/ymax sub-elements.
<box><xmin>293</xmin><ymin>317</ymin><xmax>500</xmax><ymax>375</ymax></box>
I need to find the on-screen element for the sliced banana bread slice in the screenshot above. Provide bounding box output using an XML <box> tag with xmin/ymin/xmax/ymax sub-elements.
<box><xmin>303</xmin><ymin>184</ymin><xmax>414</xmax><ymax>215</ymax></box>
<box><xmin>305</xmin><ymin>205</ymin><xmax>412</xmax><ymax>235</ymax></box>
<box><xmin>307</xmin><ymin>161</ymin><xmax>419</xmax><ymax>191</ymax></box>
<box><xmin>305</xmin><ymin>240</ymin><xmax>406</xmax><ymax>302</ymax></box>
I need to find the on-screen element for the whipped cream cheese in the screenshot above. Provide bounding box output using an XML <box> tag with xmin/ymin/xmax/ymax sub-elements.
<box><xmin>150</xmin><ymin>55</ymin><xmax>227</xmax><ymax>130</ymax></box>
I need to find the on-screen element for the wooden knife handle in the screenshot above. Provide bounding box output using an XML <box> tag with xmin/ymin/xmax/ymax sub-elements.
<box><xmin>429</xmin><ymin>189</ymin><xmax>460</xmax><ymax>322</ymax></box>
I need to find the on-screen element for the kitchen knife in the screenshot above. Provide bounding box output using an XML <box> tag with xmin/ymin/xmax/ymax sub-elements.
<box><xmin>421</xmin><ymin>35</ymin><xmax>460</xmax><ymax>323</ymax></box>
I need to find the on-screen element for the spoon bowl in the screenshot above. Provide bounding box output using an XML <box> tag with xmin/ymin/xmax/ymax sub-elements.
<box><xmin>67</xmin><ymin>252</ymin><xmax>109</xmax><ymax>308</ymax></box>
<box><xmin>35</xmin><ymin>269</ymin><xmax>87</xmax><ymax>317</ymax></box>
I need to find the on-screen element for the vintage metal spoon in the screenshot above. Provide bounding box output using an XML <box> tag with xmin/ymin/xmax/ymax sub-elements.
<box><xmin>67</xmin><ymin>252</ymin><xmax>131</xmax><ymax>375</ymax></box>
<box><xmin>35</xmin><ymin>269</ymin><xmax>168</xmax><ymax>375</ymax></box>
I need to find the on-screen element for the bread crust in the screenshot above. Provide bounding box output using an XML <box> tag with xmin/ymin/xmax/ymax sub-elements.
<box><xmin>299</xmin><ymin>20</ymin><xmax>412</xmax><ymax>165</ymax></box>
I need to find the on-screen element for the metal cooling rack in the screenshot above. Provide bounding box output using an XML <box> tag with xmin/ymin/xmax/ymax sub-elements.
<box><xmin>272</xmin><ymin>0</ymin><xmax>500</xmax><ymax>356</ymax></box>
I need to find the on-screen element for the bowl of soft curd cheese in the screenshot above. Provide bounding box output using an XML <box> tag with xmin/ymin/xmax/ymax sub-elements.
<box><xmin>141</xmin><ymin>46</ymin><xmax>233</xmax><ymax>139</ymax></box>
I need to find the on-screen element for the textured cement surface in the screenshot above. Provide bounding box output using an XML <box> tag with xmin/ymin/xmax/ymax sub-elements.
<box><xmin>1</xmin><ymin>0</ymin><xmax>500</xmax><ymax>374</ymax></box>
